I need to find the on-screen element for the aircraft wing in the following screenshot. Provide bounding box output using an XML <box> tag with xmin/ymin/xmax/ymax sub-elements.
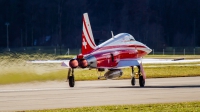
<box><xmin>116</xmin><ymin>58</ymin><xmax>200</xmax><ymax>68</ymax></box>
<box><xmin>27</xmin><ymin>58</ymin><xmax>200</xmax><ymax>69</ymax></box>
<box><xmin>141</xmin><ymin>58</ymin><xmax>200</xmax><ymax>64</ymax></box>
<box><xmin>27</xmin><ymin>60</ymin><xmax>70</xmax><ymax>68</ymax></box>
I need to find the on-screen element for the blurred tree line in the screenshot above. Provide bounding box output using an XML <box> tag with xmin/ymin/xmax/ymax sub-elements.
<box><xmin>0</xmin><ymin>0</ymin><xmax>199</xmax><ymax>50</ymax></box>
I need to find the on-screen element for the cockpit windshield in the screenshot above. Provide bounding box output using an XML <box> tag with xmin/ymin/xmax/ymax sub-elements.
<box><xmin>97</xmin><ymin>33</ymin><xmax>136</xmax><ymax>47</ymax></box>
<box><xmin>124</xmin><ymin>34</ymin><xmax>135</xmax><ymax>41</ymax></box>
<box><xmin>129</xmin><ymin>36</ymin><xmax>135</xmax><ymax>41</ymax></box>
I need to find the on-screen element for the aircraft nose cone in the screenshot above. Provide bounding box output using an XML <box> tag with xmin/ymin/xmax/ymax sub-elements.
<box><xmin>148</xmin><ymin>48</ymin><xmax>152</xmax><ymax>54</ymax></box>
<box><xmin>146</xmin><ymin>46</ymin><xmax>152</xmax><ymax>54</ymax></box>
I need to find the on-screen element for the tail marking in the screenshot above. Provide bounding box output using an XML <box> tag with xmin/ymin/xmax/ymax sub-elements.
<box><xmin>82</xmin><ymin>13</ymin><xmax>96</xmax><ymax>54</ymax></box>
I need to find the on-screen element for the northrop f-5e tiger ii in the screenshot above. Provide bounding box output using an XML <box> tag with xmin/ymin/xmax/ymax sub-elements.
<box><xmin>62</xmin><ymin>13</ymin><xmax>152</xmax><ymax>87</ymax></box>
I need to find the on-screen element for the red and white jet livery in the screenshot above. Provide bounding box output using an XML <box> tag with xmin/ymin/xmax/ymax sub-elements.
<box><xmin>66</xmin><ymin>13</ymin><xmax>152</xmax><ymax>87</ymax></box>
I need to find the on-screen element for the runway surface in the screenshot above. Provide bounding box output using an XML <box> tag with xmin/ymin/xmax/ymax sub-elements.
<box><xmin>0</xmin><ymin>77</ymin><xmax>200</xmax><ymax>111</ymax></box>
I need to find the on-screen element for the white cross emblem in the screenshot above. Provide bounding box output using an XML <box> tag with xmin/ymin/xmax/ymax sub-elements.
<box><xmin>83</xmin><ymin>38</ymin><xmax>87</xmax><ymax>49</ymax></box>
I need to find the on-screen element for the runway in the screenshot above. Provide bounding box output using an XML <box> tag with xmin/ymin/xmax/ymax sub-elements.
<box><xmin>0</xmin><ymin>77</ymin><xmax>200</xmax><ymax>111</ymax></box>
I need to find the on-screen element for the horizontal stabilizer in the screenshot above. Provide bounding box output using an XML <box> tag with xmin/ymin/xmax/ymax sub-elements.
<box><xmin>61</xmin><ymin>61</ymin><xmax>70</xmax><ymax>68</ymax></box>
<box><xmin>27</xmin><ymin>60</ymin><xmax>69</xmax><ymax>64</ymax></box>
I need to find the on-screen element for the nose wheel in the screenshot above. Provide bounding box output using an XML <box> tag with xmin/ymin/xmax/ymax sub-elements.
<box><xmin>131</xmin><ymin>66</ymin><xmax>145</xmax><ymax>87</ymax></box>
<box><xmin>68</xmin><ymin>68</ymin><xmax>75</xmax><ymax>87</ymax></box>
<box><xmin>131</xmin><ymin>77</ymin><xmax>136</xmax><ymax>86</ymax></box>
<box><xmin>138</xmin><ymin>65</ymin><xmax>145</xmax><ymax>87</ymax></box>
<box><xmin>139</xmin><ymin>75</ymin><xmax>145</xmax><ymax>87</ymax></box>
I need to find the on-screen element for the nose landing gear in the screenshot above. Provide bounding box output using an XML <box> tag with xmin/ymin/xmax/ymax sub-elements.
<box><xmin>131</xmin><ymin>66</ymin><xmax>145</xmax><ymax>87</ymax></box>
<box><xmin>131</xmin><ymin>66</ymin><xmax>135</xmax><ymax>86</ymax></box>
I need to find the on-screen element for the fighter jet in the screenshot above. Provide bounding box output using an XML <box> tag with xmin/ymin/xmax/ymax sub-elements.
<box><xmin>64</xmin><ymin>13</ymin><xmax>152</xmax><ymax>87</ymax></box>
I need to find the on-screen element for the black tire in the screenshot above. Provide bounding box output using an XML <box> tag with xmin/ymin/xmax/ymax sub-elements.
<box><xmin>131</xmin><ymin>77</ymin><xmax>135</xmax><ymax>86</ymax></box>
<box><xmin>68</xmin><ymin>76</ymin><xmax>75</xmax><ymax>87</ymax></box>
<box><xmin>139</xmin><ymin>76</ymin><xmax>145</xmax><ymax>87</ymax></box>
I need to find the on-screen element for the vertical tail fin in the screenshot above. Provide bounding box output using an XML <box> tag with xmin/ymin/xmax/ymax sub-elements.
<box><xmin>82</xmin><ymin>13</ymin><xmax>96</xmax><ymax>55</ymax></box>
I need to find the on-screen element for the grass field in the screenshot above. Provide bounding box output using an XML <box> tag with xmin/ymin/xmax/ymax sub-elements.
<box><xmin>28</xmin><ymin>101</ymin><xmax>200</xmax><ymax>112</ymax></box>
<box><xmin>0</xmin><ymin>53</ymin><xmax>200</xmax><ymax>85</ymax></box>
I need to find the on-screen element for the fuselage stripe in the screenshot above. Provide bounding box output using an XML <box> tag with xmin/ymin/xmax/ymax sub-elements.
<box><xmin>95</xmin><ymin>45</ymin><xmax>146</xmax><ymax>51</ymax></box>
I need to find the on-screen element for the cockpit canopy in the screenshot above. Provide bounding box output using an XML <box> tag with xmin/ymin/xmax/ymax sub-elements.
<box><xmin>97</xmin><ymin>33</ymin><xmax>136</xmax><ymax>47</ymax></box>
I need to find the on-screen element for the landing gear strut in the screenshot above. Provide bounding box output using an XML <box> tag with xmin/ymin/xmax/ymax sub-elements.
<box><xmin>137</xmin><ymin>65</ymin><xmax>145</xmax><ymax>87</ymax></box>
<box><xmin>68</xmin><ymin>68</ymin><xmax>75</xmax><ymax>87</ymax></box>
<box><xmin>131</xmin><ymin>66</ymin><xmax>135</xmax><ymax>86</ymax></box>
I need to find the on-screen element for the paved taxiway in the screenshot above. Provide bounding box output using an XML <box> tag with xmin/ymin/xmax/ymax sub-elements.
<box><xmin>0</xmin><ymin>77</ymin><xmax>200</xmax><ymax>111</ymax></box>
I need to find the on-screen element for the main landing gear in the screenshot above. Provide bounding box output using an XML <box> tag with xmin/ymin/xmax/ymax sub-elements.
<box><xmin>131</xmin><ymin>66</ymin><xmax>145</xmax><ymax>87</ymax></box>
<box><xmin>67</xmin><ymin>68</ymin><xmax>75</xmax><ymax>87</ymax></box>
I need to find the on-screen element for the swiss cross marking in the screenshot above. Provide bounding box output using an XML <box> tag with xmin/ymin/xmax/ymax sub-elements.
<box><xmin>83</xmin><ymin>38</ymin><xmax>87</xmax><ymax>49</ymax></box>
